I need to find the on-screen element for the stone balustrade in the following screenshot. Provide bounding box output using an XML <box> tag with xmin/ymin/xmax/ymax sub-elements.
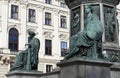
<box><xmin>0</xmin><ymin>48</ymin><xmax>3</xmax><ymax>54</ymax></box>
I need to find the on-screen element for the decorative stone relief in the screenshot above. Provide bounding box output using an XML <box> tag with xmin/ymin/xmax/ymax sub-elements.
<box><xmin>71</xmin><ymin>7</ymin><xmax>80</xmax><ymax>36</ymax></box>
<box><xmin>105</xmin><ymin>50</ymin><xmax>120</xmax><ymax>62</ymax></box>
<box><xmin>59</xmin><ymin>10</ymin><xmax>68</xmax><ymax>15</ymax></box>
<box><xmin>28</xmin><ymin>3</ymin><xmax>37</xmax><ymax>8</ymax></box>
<box><xmin>44</xmin><ymin>6</ymin><xmax>53</xmax><ymax>11</ymax></box>
<box><xmin>43</xmin><ymin>31</ymin><xmax>54</xmax><ymax>38</ymax></box>
<box><xmin>0</xmin><ymin>56</ymin><xmax>10</xmax><ymax>65</ymax></box>
<box><xmin>53</xmin><ymin>9</ymin><xmax>60</xmax><ymax>15</ymax></box>
<box><xmin>37</xmin><ymin>5</ymin><xmax>45</xmax><ymax>12</ymax></box>
<box><xmin>20</xmin><ymin>2</ymin><xmax>28</xmax><ymax>9</ymax></box>
<box><xmin>59</xmin><ymin>34</ymin><xmax>68</xmax><ymax>40</ymax></box>
<box><xmin>104</xmin><ymin>5</ymin><xmax>118</xmax><ymax>43</ymax></box>
<box><xmin>9</xmin><ymin>0</ymin><xmax>20</xmax><ymax>5</ymax></box>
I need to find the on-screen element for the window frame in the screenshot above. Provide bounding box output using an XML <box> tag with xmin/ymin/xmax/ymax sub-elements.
<box><xmin>61</xmin><ymin>41</ymin><xmax>67</xmax><ymax>56</ymax></box>
<box><xmin>60</xmin><ymin>2</ymin><xmax>66</xmax><ymax>8</ymax></box>
<box><xmin>46</xmin><ymin>64</ymin><xmax>53</xmax><ymax>72</ymax></box>
<box><xmin>28</xmin><ymin>9</ymin><xmax>36</xmax><ymax>23</ymax></box>
<box><xmin>45</xmin><ymin>39</ymin><xmax>52</xmax><ymax>55</ymax></box>
<box><xmin>60</xmin><ymin>15</ymin><xmax>67</xmax><ymax>28</ymax></box>
<box><xmin>9</xmin><ymin>28</ymin><xmax>19</xmax><ymax>51</ymax></box>
<box><xmin>45</xmin><ymin>12</ymin><xmax>51</xmax><ymax>25</ymax></box>
<box><xmin>45</xmin><ymin>0</ymin><xmax>51</xmax><ymax>4</ymax></box>
<box><xmin>11</xmin><ymin>5</ymin><xmax>19</xmax><ymax>19</ymax></box>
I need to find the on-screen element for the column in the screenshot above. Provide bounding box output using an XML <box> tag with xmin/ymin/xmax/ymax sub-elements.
<box><xmin>19</xmin><ymin>2</ymin><xmax>28</xmax><ymax>50</ymax></box>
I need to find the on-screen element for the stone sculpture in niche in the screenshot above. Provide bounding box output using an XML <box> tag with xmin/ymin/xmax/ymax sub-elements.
<box><xmin>104</xmin><ymin>7</ymin><xmax>117</xmax><ymax>42</ymax></box>
<box><xmin>10</xmin><ymin>31</ymin><xmax>40</xmax><ymax>71</ymax></box>
<box><xmin>71</xmin><ymin>8</ymin><xmax>80</xmax><ymax>36</ymax></box>
<box><xmin>65</xmin><ymin>5</ymin><xmax>103</xmax><ymax>60</ymax></box>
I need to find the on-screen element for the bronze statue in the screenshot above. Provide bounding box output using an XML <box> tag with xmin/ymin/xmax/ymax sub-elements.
<box><xmin>10</xmin><ymin>31</ymin><xmax>40</xmax><ymax>71</ymax></box>
<box><xmin>65</xmin><ymin>5</ymin><xmax>103</xmax><ymax>60</ymax></box>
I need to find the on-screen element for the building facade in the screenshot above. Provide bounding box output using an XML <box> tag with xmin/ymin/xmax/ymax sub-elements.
<box><xmin>0</xmin><ymin>0</ymin><xmax>120</xmax><ymax>78</ymax></box>
<box><xmin>0</xmin><ymin>0</ymin><xmax>70</xmax><ymax>78</ymax></box>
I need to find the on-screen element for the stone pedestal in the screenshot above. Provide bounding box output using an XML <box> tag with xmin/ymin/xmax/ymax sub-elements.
<box><xmin>57</xmin><ymin>58</ymin><xmax>113</xmax><ymax>78</ymax></box>
<box><xmin>111</xmin><ymin>63</ymin><xmax>120</xmax><ymax>78</ymax></box>
<box><xmin>6</xmin><ymin>71</ymin><xmax>42</xmax><ymax>78</ymax></box>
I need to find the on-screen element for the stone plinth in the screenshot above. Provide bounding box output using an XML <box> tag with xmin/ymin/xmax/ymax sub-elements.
<box><xmin>6</xmin><ymin>70</ymin><xmax>60</xmax><ymax>78</ymax></box>
<box><xmin>111</xmin><ymin>63</ymin><xmax>120</xmax><ymax>78</ymax></box>
<box><xmin>57</xmin><ymin>58</ymin><xmax>113</xmax><ymax>78</ymax></box>
<box><xmin>6</xmin><ymin>71</ymin><xmax>43</xmax><ymax>78</ymax></box>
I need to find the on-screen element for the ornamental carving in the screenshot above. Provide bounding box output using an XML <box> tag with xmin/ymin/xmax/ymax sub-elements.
<box><xmin>44</xmin><ymin>6</ymin><xmax>53</xmax><ymax>11</ymax></box>
<box><xmin>37</xmin><ymin>5</ymin><xmax>45</xmax><ymax>11</ymax></box>
<box><xmin>0</xmin><ymin>56</ymin><xmax>10</xmax><ymax>65</ymax></box>
<box><xmin>59</xmin><ymin>34</ymin><xmax>68</xmax><ymax>40</ymax></box>
<box><xmin>53</xmin><ymin>9</ymin><xmax>60</xmax><ymax>15</ymax></box>
<box><xmin>43</xmin><ymin>31</ymin><xmax>54</xmax><ymax>38</ymax></box>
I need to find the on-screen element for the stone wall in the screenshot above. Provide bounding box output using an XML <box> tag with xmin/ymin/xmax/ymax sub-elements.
<box><xmin>6</xmin><ymin>70</ymin><xmax>60</xmax><ymax>78</ymax></box>
<box><xmin>111</xmin><ymin>63</ymin><xmax>120</xmax><ymax>78</ymax></box>
<box><xmin>40</xmin><ymin>71</ymin><xmax>60</xmax><ymax>78</ymax></box>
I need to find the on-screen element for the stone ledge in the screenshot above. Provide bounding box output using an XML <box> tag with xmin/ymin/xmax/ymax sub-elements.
<box><xmin>111</xmin><ymin>63</ymin><xmax>120</xmax><ymax>71</ymax></box>
<box><xmin>6</xmin><ymin>70</ymin><xmax>60</xmax><ymax>78</ymax></box>
<box><xmin>57</xmin><ymin>57</ymin><xmax>113</xmax><ymax>67</ymax></box>
<box><xmin>6</xmin><ymin>70</ymin><xmax>43</xmax><ymax>76</ymax></box>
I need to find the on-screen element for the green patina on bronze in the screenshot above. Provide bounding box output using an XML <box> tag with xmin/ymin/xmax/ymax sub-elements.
<box><xmin>65</xmin><ymin>0</ymin><xmax>119</xmax><ymax>8</ymax></box>
<box><xmin>64</xmin><ymin>0</ymin><xmax>120</xmax><ymax>62</ymax></box>
<box><xmin>65</xmin><ymin>5</ymin><xmax>104</xmax><ymax>60</ymax></box>
<box><xmin>10</xmin><ymin>31</ymin><xmax>40</xmax><ymax>71</ymax></box>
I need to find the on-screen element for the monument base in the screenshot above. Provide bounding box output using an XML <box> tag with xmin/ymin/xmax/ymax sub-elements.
<box><xmin>57</xmin><ymin>58</ymin><xmax>113</xmax><ymax>78</ymax></box>
<box><xmin>6</xmin><ymin>71</ymin><xmax>43</xmax><ymax>78</ymax></box>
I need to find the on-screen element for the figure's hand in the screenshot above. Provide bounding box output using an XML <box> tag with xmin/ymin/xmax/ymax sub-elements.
<box><xmin>25</xmin><ymin>44</ymin><xmax>29</xmax><ymax>46</ymax></box>
<box><xmin>25</xmin><ymin>44</ymin><xmax>30</xmax><ymax>47</ymax></box>
<box><xmin>25</xmin><ymin>44</ymin><xmax>31</xmax><ymax>48</ymax></box>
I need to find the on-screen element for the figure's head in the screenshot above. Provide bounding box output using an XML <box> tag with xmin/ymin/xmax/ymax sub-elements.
<box><xmin>28</xmin><ymin>31</ymin><xmax>36</xmax><ymax>37</ymax></box>
<box><xmin>85</xmin><ymin>5</ymin><xmax>93</xmax><ymax>14</ymax></box>
<box><xmin>107</xmin><ymin>8</ymin><xmax>112</xmax><ymax>13</ymax></box>
<box><xmin>74</xmin><ymin>13</ymin><xmax>79</xmax><ymax>19</ymax></box>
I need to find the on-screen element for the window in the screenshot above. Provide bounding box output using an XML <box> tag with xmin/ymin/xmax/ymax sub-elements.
<box><xmin>60</xmin><ymin>2</ymin><xmax>66</xmax><ymax>8</ymax></box>
<box><xmin>46</xmin><ymin>65</ymin><xmax>53</xmax><ymax>72</ymax></box>
<box><xmin>29</xmin><ymin>9</ymin><xmax>35</xmax><ymax>22</ymax></box>
<box><xmin>11</xmin><ymin>5</ymin><xmax>18</xmax><ymax>19</ymax></box>
<box><xmin>9</xmin><ymin>28</ymin><xmax>19</xmax><ymax>51</ymax></box>
<box><xmin>45</xmin><ymin>12</ymin><xmax>51</xmax><ymax>25</ymax></box>
<box><xmin>61</xmin><ymin>41</ymin><xmax>67</xmax><ymax>56</ymax></box>
<box><xmin>60</xmin><ymin>15</ymin><xmax>66</xmax><ymax>28</ymax></box>
<box><xmin>45</xmin><ymin>0</ymin><xmax>51</xmax><ymax>4</ymax></box>
<box><xmin>45</xmin><ymin>39</ymin><xmax>52</xmax><ymax>55</ymax></box>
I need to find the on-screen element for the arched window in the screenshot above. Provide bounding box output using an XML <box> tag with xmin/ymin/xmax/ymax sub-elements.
<box><xmin>9</xmin><ymin>28</ymin><xmax>19</xmax><ymax>51</ymax></box>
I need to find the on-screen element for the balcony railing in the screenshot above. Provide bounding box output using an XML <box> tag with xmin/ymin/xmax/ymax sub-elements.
<box><xmin>0</xmin><ymin>48</ymin><xmax>3</xmax><ymax>54</ymax></box>
<box><xmin>0</xmin><ymin>48</ymin><xmax>22</xmax><ymax>55</ymax></box>
<box><xmin>10</xmin><ymin>50</ymin><xmax>22</xmax><ymax>55</ymax></box>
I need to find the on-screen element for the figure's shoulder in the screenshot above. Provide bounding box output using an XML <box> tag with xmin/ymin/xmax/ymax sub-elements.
<box><xmin>92</xmin><ymin>14</ymin><xmax>98</xmax><ymax>18</ymax></box>
<box><xmin>92</xmin><ymin>13</ymin><xmax>100</xmax><ymax>20</ymax></box>
<box><xmin>34</xmin><ymin>38</ymin><xmax>40</xmax><ymax>41</ymax></box>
